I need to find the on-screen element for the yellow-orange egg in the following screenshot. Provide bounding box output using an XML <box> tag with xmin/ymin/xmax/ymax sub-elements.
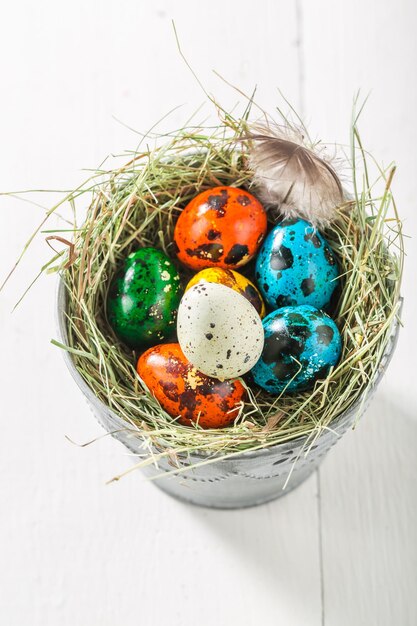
<box><xmin>186</xmin><ymin>267</ymin><xmax>266</xmax><ymax>318</ymax></box>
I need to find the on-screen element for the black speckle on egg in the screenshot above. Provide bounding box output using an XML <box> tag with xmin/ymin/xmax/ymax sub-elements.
<box><xmin>304</xmin><ymin>232</ymin><xmax>322</xmax><ymax>248</ymax></box>
<box><xmin>186</xmin><ymin>243</ymin><xmax>224</xmax><ymax>262</ymax></box>
<box><xmin>242</xmin><ymin>284</ymin><xmax>261</xmax><ymax>312</ymax></box>
<box><xmin>207</xmin><ymin>229</ymin><xmax>221</xmax><ymax>240</ymax></box>
<box><xmin>219</xmin><ymin>398</ymin><xmax>231</xmax><ymax>412</ymax></box>
<box><xmin>263</xmin><ymin>331</ymin><xmax>303</xmax><ymax>363</ymax></box>
<box><xmin>178</xmin><ymin>388</ymin><xmax>198</xmax><ymax>413</ymax></box>
<box><xmin>237</xmin><ymin>194</ymin><xmax>251</xmax><ymax>206</ymax></box>
<box><xmin>207</xmin><ymin>189</ymin><xmax>228</xmax><ymax>216</ymax></box>
<box><xmin>301</xmin><ymin>276</ymin><xmax>316</xmax><ymax>296</ymax></box>
<box><xmin>287</xmin><ymin>312</ymin><xmax>308</xmax><ymax>326</ymax></box>
<box><xmin>272</xmin><ymin>357</ymin><xmax>301</xmax><ymax>381</ymax></box>
<box><xmin>276</xmin><ymin>294</ymin><xmax>296</xmax><ymax>308</ymax></box>
<box><xmin>313</xmin><ymin>365</ymin><xmax>332</xmax><ymax>381</ymax></box>
<box><xmin>316</xmin><ymin>324</ymin><xmax>334</xmax><ymax>346</ymax></box>
<box><xmin>224</xmin><ymin>244</ymin><xmax>249</xmax><ymax>265</ymax></box>
<box><xmin>205</xmin><ymin>333</ymin><xmax>213</xmax><ymax>340</ymax></box>
<box><xmin>324</xmin><ymin>246</ymin><xmax>336</xmax><ymax>265</ymax></box>
<box><xmin>270</xmin><ymin>245</ymin><xmax>294</xmax><ymax>271</ymax></box>
<box><xmin>160</xmin><ymin>381</ymin><xmax>178</xmax><ymax>402</ymax></box>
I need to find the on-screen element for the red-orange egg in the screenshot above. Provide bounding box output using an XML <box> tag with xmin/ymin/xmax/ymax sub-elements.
<box><xmin>137</xmin><ymin>343</ymin><xmax>246</xmax><ymax>429</ymax></box>
<box><xmin>174</xmin><ymin>186</ymin><xmax>267</xmax><ymax>270</ymax></box>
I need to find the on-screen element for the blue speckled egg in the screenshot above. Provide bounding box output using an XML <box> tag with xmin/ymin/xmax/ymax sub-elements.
<box><xmin>255</xmin><ymin>219</ymin><xmax>339</xmax><ymax>311</ymax></box>
<box><xmin>251</xmin><ymin>305</ymin><xmax>342</xmax><ymax>394</ymax></box>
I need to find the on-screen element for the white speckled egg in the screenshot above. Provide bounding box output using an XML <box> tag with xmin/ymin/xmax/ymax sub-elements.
<box><xmin>177</xmin><ymin>282</ymin><xmax>264</xmax><ymax>380</ymax></box>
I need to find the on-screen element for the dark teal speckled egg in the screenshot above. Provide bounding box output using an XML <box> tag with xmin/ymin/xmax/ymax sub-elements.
<box><xmin>251</xmin><ymin>305</ymin><xmax>342</xmax><ymax>394</ymax></box>
<box><xmin>106</xmin><ymin>247</ymin><xmax>182</xmax><ymax>349</ymax></box>
<box><xmin>255</xmin><ymin>219</ymin><xmax>340</xmax><ymax>311</ymax></box>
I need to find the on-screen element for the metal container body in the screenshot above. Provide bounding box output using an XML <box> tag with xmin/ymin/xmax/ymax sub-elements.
<box><xmin>56</xmin><ymin>280</ymin><xmax>400</xmax><ymax>509</ymax></box>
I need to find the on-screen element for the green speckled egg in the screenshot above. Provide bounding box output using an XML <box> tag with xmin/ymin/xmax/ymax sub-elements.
<box><xmin>106</xmin><ymin>247</ymin><xmax>182</xmax><ymax>349</ymax></box>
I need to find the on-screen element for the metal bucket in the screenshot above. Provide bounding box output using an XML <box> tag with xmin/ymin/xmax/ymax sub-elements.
<box><xmin>56</xmin><ymin>279</ymin><xmax>401</xmax><ymax>509</ymax></box>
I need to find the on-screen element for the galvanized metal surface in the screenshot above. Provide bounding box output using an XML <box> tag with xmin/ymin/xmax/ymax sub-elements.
<box><xmin>56</xmin><ymin>279</ymin><xmax>401</xmax><ymax>509</ymax></box>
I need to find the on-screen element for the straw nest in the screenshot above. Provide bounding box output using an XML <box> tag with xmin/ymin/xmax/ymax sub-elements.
<box><xmin>46</xmin><ymin>105</ymin><xmax>403</xmax><ymax>468</ymax></box>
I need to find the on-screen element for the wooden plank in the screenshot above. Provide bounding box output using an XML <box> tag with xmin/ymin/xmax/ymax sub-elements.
<box><xmin>301</xmin><ymin>0</ymin><xmax>417</xmax><ymax>623</ymax></box>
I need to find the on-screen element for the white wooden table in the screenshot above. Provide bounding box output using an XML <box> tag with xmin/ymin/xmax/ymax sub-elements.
<box><xmin>1</xmin><ymin>2</ymin><xmax>416</xmax><ymax>624</ymax></box>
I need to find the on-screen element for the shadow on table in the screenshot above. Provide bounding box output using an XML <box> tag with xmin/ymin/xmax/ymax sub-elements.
<box><xmin>176</xmin><ymin>392</ymin><xmax>417</xmax><ymax>624</ymax></box>
<box><xmin>183</xmin><ymin>469</ymin><xmax>322</xmax><ymax>621</ymax></box>
<box><xmin>315</xmin><ymin>392</ymin><xmax>417</xmax><ymax>625</ymax></box>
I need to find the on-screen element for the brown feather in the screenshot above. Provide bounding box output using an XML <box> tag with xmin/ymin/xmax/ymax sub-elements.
<box><xmin>248</xmin><ymin>123</ymin><xmax>344</xmax><ymax>227</ymax></box>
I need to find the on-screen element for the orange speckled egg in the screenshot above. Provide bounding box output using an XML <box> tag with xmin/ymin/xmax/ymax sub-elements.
<box><xmin>174</xmin><ymin>186</ymin><xmax>267</xmax><ymax>270</ymax></box>
<box><xmin>137</xmin><ymin>343</ymin><xmax>246</xmax><ymax>429</ymax></box>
